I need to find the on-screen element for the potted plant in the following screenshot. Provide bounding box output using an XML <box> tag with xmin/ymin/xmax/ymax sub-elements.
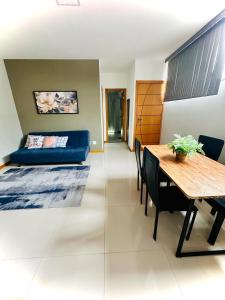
<box><xmin>168</xmin><ymin>134</ymin><xmax>205</xmax><ymax>162</ymax></box>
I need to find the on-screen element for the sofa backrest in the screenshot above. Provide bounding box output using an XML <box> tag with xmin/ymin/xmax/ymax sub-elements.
<box><xmin>25</xmin><ymin>130</ymin><xmax>90</xmax><ymax>148</ymax></box>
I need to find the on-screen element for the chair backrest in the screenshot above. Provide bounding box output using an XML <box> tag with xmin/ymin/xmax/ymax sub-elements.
<box><xmin>134</xmin><ymin>138</ymin><xmax>142</xmax><ymax>175</ymax></box>
<box><xmin>198</xmin><ymin>135</ymin><xmax>224</xmax><ymax>161</ymax></box>
<box><xmin>143</xmin><ymin>147</ymin><xmax>160</xmax><ymax>208</ymax></box>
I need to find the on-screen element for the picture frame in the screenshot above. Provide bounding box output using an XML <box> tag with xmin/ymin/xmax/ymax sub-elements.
<box><xmin>33</xmin><ymin>91</ymin><xmax>79</xmax><ymax>114</ymax></box>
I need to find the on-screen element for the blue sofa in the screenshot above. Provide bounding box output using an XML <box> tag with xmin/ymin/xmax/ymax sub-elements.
<box><xmin>10</xmin><ymin>130</ymin><xmax>90</xmax><ymax>164</ymax></box>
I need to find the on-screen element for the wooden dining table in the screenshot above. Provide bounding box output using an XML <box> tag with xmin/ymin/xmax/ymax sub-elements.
<box><xmin>145</xmin><ymin>144</ymin><xmax>225</xmax><ymax>257</ymax></box>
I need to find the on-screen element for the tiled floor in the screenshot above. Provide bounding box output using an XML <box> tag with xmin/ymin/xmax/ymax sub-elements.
<box><xmin>0</xmin><ymin>143</ymin><xmax>225</xmax><ymax>300</ymax></box>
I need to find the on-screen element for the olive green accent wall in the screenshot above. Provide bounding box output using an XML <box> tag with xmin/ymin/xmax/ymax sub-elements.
<box><xmin>4</xmin><ymin>59</ymin><xmax>103</xmax><ymax>150</ymax></box>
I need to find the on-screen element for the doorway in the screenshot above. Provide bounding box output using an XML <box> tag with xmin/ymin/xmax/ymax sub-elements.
<box><xmin>105</xmin><ymin>89</ymin><xmax>126</xmax><ymax>143</ymax></box>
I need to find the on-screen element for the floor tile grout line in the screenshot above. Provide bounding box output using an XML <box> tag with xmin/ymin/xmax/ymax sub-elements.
<box><xmin>24</xmin><ymin>256</ymin><xmax>45</xmax><ymax>299</ymax></box>
<box><xmin>105</xmin><ymin>248</ymin><xmax>165</xmax><ymax>255</ymax></box>
<box><xmin>161</xmin><ymin>247</ymin><xmax>187</xmax><ymax>300</ymax></box>
<box><xmin>0</xmin><ymin>249</ymin><xmax>169</xmax><ymax>261</ymax></box>
<box><xmin>0</xmin><ymin>256</ymin><xmax>44</xmax><ymax>262</ymax></box>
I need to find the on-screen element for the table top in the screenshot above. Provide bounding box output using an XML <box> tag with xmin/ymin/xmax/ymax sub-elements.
<box><xmin>145</xmin><ymin>145</ymin><xmax>225</xmax><ymax>200</ymax></box>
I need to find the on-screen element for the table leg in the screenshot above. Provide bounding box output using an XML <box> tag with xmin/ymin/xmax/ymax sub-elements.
<box><xmin>208</xmin><ymin>213</ymin><xmax>224</xmax><ymax>245</ymax></box>
<box><xmin>175</xmin><ymin>200</ymin><xmax>225</xmax><ymax>258</ymax></box>
<box><xmin>176</xmin><ymin>199</ymin><xmax>194</xmax><ymax>257</ymax></box>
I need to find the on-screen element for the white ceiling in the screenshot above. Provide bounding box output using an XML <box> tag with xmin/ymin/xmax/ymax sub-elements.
<box><xmin>0</xmin><ymin>0</ymin><xmax>224</xmax><ymax>71</ymax></box>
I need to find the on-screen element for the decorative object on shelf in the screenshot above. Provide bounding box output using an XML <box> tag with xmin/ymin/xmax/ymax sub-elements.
<box><xmin>168</xmin><ymin>134</ymin><xmax>204</xmax><ymax>162</ymax></box>
<box><xmin>33</xmin><ymin>91</ymin><xmax>79</xmax><ymax>114</ymax></box>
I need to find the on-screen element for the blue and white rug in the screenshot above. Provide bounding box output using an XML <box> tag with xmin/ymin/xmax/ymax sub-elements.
<box><xmin>0</xmin><ymin>166</ymin><xmax>90</xmax><ymax>210</ymax></box>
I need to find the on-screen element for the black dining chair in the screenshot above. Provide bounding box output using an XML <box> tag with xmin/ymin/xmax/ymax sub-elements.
<box><xmin>198</xmin><ymin>135</ymin><xmax>224</xmax><ymax>161</ymax></box>
<box><xmin>135</xmin><ymin>138</ymin><xmax>148</xmax><ymax>205</ymax></box>
<box><xmin>207</xmin><ymin>198</ymin><xmax>225</xmax><ymax>245</ymax></box>
<box><xmin>134</xmin><ymin>138</ymin><xmax>170</xmax><ymax>206</ymax></box>
<box><xmin>143</xmin><ymin>147</ymin><xmax>198</xmax><ymax>241</ymax></box>
<box><xmin>198</xmin><ymin>135</ymin><xmax>225</xmax><ymax>215</ymax></box>
<box><xmin>134</xmin><ymin>138</ymin><xmax>142</xmax><ymax>191</ymax></box>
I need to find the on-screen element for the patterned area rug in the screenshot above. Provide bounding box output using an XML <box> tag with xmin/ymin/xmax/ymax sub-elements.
<box><xmin>0</xmin><ymin>166</ymin><xmax>90</xmax><ymax>210</ymax></box>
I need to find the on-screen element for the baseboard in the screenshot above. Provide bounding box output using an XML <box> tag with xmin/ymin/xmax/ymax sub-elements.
<box><xmin>0</xmin><ymin>161</ymin><xmax>10</xmax><ymax>170</ymax></box>
<box><xmin>90</xmin><ymin>150</ymin><xmax>104</xmax><ymax>153</ymax></box>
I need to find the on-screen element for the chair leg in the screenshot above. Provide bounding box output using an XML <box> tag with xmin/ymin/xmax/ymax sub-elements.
<box><xmin>210</xmin><ymin>207</ymin><xmax>217</xmax><ymax>216</ymax></box>
<box><xmin>137</xmin><ymin>171</ymin><xmax>140</xmax><ymax>190</ymax></box>
<box><xmin>186</xmin><ymin>209</ymin><xmax>197</xmax><ymax>241</ymax></box>
<box><xmin>208</xmin><ymin>213</ymin><xmax>224</xmax><ymax>245</ymax></box>
<box><xmin>140</xmin><ymin>179</ymin><xmax>143</xmax><ymax>204</ymax></box>
<box><xmin>153</xmin><ymin>209</ymin><xmax>159</xmax><ymax>241</ymax></box>
<box><xmin>145</xmin><ymin>186</ymin><xmax>148</xmax><ymax>216</ymax></box>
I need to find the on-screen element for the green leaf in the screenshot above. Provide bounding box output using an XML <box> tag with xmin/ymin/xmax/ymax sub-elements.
<box><xmin>167</xmin><ymin>134</ymin><xmax>205</xmax><ymax>156</ymax></box>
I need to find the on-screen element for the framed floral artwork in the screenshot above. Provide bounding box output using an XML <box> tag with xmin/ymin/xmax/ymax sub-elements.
<box><xmin>33</xmin><ymin>91</ymin><xmax>79</xmax><ymax>114</ymax></box>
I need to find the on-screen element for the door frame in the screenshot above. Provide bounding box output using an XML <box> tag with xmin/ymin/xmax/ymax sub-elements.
<box><xmin>105</xmin><ymin>88</ymin><xmax>127</xmax><ymax>143</ymax></box>
<box><xmin>126</xmin><ymin>98</ymin><xmax>130</xmax><ymax>145</ymax></box>
<box><xmin>133</xmin><ymin>80</ymin><xmax>165</xmax><ymax>150</ymax></box>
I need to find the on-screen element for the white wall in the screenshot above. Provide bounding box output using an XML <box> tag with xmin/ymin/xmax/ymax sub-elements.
<box><xmin>101</xmin><ymin>56</ymin><xmax>167</xmax><ymax>150</ymax></box>
<box><xmin>101</xmin><ymin>71</ymin><xmax>128</xmax><ymax>88</ymax></box>
<box><xmin>0</xmin><ymin>59</ymin><xmax>23</xmax><ymax>164</ymax></box>
<box><xmin>101</xmin><ymin>68</ymin><xmax>136</xmax><ymax>149</ymax></box>
<box><xmin>126</xmin><ymin>56</ymin><xmax>167</xmax><ymax>150</ymax></box>
<box><xmin>101</xmin><ymin>70</ymin><xmax>129</xmax><ymax>141</ymax></box>
<box><xmin>135</xmin><ymin>56</ymin><xmax>167</xmax><ymax>81</ymax></box>
<box><xmin>127</xmin><ymin>62</ymin><xmax>136</xmax><ymax>149</ymax></box>
<box><xmin>101</xmin><ymin>55</ymin><xmax>225</xmax><ymax>163</ymax></box>
<box><xmin>98</xmin><ymin>61</ymin><xmax>104</xmax><ymax>149</ymax></box>
<box><xmin>161</xmin><ymin>80</ymin><xmax>225</xmax><ymax>163</ymax></box>
<box><xmin>133</xmin><ymin>55</ymin><xmax>225</xmax><ymax>164</ymax></box>
<box><xmin>101</xmin><ymin>56</ymin><xmax>167</xmax><ymax>148</ymax></box>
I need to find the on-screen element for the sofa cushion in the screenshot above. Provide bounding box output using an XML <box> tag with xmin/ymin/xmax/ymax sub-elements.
<box><xmin>27</xmin><ymin>135</ymin><xmax>44</xmax><ymax>149</ymax></box>
<box><xmin>24</xmin><ymin>130</ymin><xmax>90</xmax><ymax>149</ymax></box>
<box><xmin>55</xmin><ymin>136</ymin><xmax>68</xmax><ymax>147</ymax></box>
<box><xmin>43</xmin><ymin>136</ymin><xmax>58</xmax><ymax>148</ymax></box>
